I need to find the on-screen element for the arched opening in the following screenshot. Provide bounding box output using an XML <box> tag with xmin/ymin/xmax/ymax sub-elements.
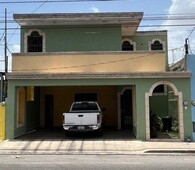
<box><xmin>151</xmin><ymin>40</ymin><xmax>163</xmax><ymax>50</ymax></box>
<box><xmin>122</xmin><ymin>41</ymin><xmax>134</xmax><ymax>51</ymax></box>
<box><xmin>145</xmin><ymin>81</ymin><xmax>184</xmax><ymax>141</ymax></box>
<box><xmin>27</xmin><ymin>31</ymin><xmax>43</xmax><ymax>52</ymax></box>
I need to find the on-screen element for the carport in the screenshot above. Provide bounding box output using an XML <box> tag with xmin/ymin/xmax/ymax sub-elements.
<box><xmin>6</xmin><ymin>72</ymin><xmax>192</xmax><ymax>141</ymax></box>
<box><xmin>17</xmin><ymin>85</ymin><xmax>136</xmax><ymax>140</ymax></box>
<box><xmin>6</xmin><ymin>73</ymin><xmax>140</xmax><ymax>140</ymax></box>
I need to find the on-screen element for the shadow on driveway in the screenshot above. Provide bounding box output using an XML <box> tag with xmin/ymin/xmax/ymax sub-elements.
<box><xmin>16</xmin><ymin>128</ymin><xmax>136</xmax><ymax>141</ymax></box>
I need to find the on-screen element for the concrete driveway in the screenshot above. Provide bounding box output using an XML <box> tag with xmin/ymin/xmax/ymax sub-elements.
<box><xmin>1</xmin><ymin>128</ymin><xmax>195</xmax><ymax>155</ymax></box>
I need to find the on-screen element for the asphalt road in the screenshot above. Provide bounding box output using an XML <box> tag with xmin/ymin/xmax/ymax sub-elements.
<box><xmin>0</xmin><ymin>154</ymin><xmax>195</xmax><ymax>170</ymax></box>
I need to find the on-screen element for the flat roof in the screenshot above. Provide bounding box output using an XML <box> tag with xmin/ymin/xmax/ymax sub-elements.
<box><xmin>14</xmin><ymin>12</ymin><xmax>143</xmax><ymax>26</ymax></box>
<box><xmin>14</xmin><ymin>12</ymin><xmax>144</xmax><ymax>36</ymax></box>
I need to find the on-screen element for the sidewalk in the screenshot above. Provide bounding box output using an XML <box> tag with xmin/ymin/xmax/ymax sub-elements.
<box><xmin>0</xmin><ymin>139</ymin><xmax>195</xmax><ymax>155</ymax></box>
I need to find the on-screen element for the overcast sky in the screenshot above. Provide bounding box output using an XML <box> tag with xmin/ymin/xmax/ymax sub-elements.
<box><xmin>0</xmin><ymin>0</ymin><xmax>195</xmax><ymax>71</ymax></box>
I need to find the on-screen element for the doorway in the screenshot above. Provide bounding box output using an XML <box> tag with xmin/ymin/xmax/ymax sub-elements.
<box><xmin>121</xmin><ymin>89</ymin><xmax>133</xmax><ymax>129</ymax></box>
<box><xmin>45</xmin><ymin>95</ymin><xmax>53</xmax><ymax>128</ymax></box>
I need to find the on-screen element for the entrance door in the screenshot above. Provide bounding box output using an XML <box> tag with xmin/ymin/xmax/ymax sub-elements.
<box><xmin>121</xmin><ymin>89</ymin><xmax>133</xmax><ymax>129</ymax></box>
<box><xmin>45</xmin><ymin>95</ymin><xmax>53</xmax><ymax>128</ymax></box>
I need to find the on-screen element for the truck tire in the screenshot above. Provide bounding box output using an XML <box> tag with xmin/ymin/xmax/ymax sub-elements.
<box><xmin>96</xmin><ymin>128</ymin><xmax>102</xmax><ymax>137</ymax></box>
<box><xmin>65</xmin><ymin>131</ymin><xmax>71</xmax><ymax>137</ymax></box>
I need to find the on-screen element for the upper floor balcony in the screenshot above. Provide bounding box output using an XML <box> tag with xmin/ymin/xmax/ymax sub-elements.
<box><xmin>12</xmin><ymin>51</ymin><xmax>167</xmax><ymax>74</ymax></box>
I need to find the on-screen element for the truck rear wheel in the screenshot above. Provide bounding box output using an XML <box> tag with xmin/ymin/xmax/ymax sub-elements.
<box><xmin>96</xmin><ymin>128</ymin><xmax>102</xmax><ymax>137</ymax></box>
<box><xmin>65</xmin><ymin>131</ymin><xmax>72</xmax><ymax>137</ymax></box>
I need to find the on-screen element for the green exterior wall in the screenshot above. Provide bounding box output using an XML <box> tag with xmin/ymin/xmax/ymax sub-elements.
<box><xmin>20</xmin><ymin>27</ymin><xmax>167</xmax><ymax>54</ymax></box>
<box><xmin>6</xmin><ymin>77</ymin><xmax>192</xmax><ymax>141</ymax></box>
<box><xmin>21</xmin><ymin>25</ymin><xmax>122</xmax><ymax>52</ymax></box>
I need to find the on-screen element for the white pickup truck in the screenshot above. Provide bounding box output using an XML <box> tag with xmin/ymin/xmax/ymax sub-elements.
<box><xmin>63</xmin><ymin>101</ymin><xmax>103</xmax><ymax>136</ymax></box>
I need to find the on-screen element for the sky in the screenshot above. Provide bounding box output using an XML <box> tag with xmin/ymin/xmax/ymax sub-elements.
<box><xmin>0</xmin><ymin>0</ymin><xmax>195</xmax><ymax>71</ymax></box>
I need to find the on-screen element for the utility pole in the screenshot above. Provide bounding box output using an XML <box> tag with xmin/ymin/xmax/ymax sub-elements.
<box><xmin>184</xmin><ymin>38</ymin><xmax>189</xmax><ymax>71</ymax></box>
<box><xmin>3</xmin><ymin>8</ymin><xmax>7</xmax><ymax>101</ymax></box>
<box><xmin>185</xmin><ymin>38</ymin><xmax>189</xmax><ymax>55</ymax></box>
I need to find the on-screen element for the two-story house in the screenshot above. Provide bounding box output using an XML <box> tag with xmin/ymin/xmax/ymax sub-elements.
<box><xmin>5</xmin><ymin>12</ymin><xmax>192</xmax><ymax>141</ymax></box>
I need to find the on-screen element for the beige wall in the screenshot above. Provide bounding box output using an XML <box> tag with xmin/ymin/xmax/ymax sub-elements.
<box><xmin>41</xmin><ymin>86</ymin><xmax>118</xmax><ymax>127</ymax></box>
<box><xmin>12</xmin><ymin>52</ymin><xmax>166</xmax><ymax>73</ymax></box>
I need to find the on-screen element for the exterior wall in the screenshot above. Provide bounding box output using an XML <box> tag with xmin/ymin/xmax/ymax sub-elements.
<box><xmin>187</xmin><ymin>54</ymin><xmax>195</xmax><ymax>141</ymax></box>
<box><xmin>6</xmin><ymin>77</ymin><xmax>192</xmax><ymax>141</ymax></box>
<box><xmin>0</xmin><ymin>103</ymin><xmax>5</xmax><ymax>141</ymax></box>
<box><xmin>130</xmin><ymin>32</ymin><xmax>167</xmax><ymax>51</ymax></box>
<box><xmin>42</xmin><ymin>86</ymin><xmax>117</xmax><ymax>127</ymax></box>
<box><xmin>21</xmin><ymin>26</ymin><xmax>122</xmax><ymax>52</ymax></box>
<box><xmin>12</xmin><ymin>52</ymin><xmax>166</xmax><ymax>73</ymax></box>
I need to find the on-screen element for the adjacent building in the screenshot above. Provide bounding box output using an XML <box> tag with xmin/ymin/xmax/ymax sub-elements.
<box><xmin>5</xmin><ymin>12</ymin><xmax>192</xmax><ymax>141</ymax></box>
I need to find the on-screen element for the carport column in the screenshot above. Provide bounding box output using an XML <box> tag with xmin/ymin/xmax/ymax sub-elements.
<box><xmin>135</xmin><ymin>85</ymin><xmax>147</xmax><ymax>140</ymax></box>
<box><xmin>5</xmin><ymin>81</ymin><xmax>16</xmax><ymax>139</ymax></box>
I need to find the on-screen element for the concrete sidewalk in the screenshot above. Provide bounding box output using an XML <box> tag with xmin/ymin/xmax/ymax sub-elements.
<box><xmin>0</xmin><ymin>139</ymin><xmax>195</xmax><ymax>155</ymax></box>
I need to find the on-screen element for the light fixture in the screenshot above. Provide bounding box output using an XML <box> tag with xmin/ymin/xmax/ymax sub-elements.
<box><xmin>191</xmin><ymin>101</ymin><xmax>195</xmax><ymax>106</ymax></box>
<box><xmin>183</xmin><ymin>100</ymin><xmax>188</xmax><ymax>106</ymax></box>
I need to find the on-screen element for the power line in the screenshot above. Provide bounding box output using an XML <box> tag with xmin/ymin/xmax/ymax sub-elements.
<box><xmin>10</xmin><ymin>52</ymin><xmax>157</xmax><ymax>72</ymax></box>
<box><xmin>1</xmin><ymin>24</ymin><xmax>195</xmax><ymax>31</ymax></box>
<box><xmin>188</xmin><ymin>27</ymin><xmax>195</xmax><ymax>39</ymax></box>
<box><xmin>0</xmin><ymin>0</ymin><xmax>124</xmax><ymax>4</ymax></box>
<box><xmin>32</xmin><ymin>0</ymin><xmax>49</xmax><ymax>13</ymax></box>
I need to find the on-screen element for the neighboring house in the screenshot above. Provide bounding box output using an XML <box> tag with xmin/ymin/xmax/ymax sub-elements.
<box><xmin>6</xmin><ymin>12</ymin><xmax>192</xmax><ymax>141</ymax></box>
<box><xmin>170</xmin><ymin>54</ymin><xmax>195</xmax><ymax>141</ymax></box>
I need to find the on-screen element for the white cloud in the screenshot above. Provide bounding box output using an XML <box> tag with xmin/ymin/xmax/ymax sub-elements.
<box><xmin>12</xmin><ymin>44</ymin><xmax>20</xmax><ymax>53</ymax></box>
<box><xmin>90</xmin><ymin>5</ymin><xmax>100</xmax><ymax>13</ymax></box>
<box><xmin>165</xmin><ymin>0</ymin><xmax>195</xmax><ymax>64</ymax></box>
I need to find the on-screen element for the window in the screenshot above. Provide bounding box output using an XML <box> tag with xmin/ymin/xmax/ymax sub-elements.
<box><xmin>122</xmin><ymin>41</ymin><xmax>134</xmax><ymax>51</ymax></box>
<box><xmin>151</xmin><ymin>40</ymin><xmax>163</xmax><ymax>50</ymax></box>
<box><xmin>25</xmin><ymin>30</ymin><xmax>45</xmax><ymax>52</ymax></box>
<box><xmin>152</xmin><ymin>84</ymin><xmax>167</xmax><ymax>96</ymax></box>
<box><xmin>74</xmin><ymin>93</ymin><xmax>97</xmax><ymax>101</ymax></box>
<box><xmin>72</xmin><ymin>102</ymin><xmax>98</xmax><ymax>111</ymax></box>
<box><xmin>153</xmin><ymin>84</ymin><xmax>165</xmax><ymax>93</ymax></box>
<box><xmin>27</xmin><ymin>31</ymin><xmax>43</xmax><ymax>52</ymax></box>
<box><xmin>17</xmin><ymin>87</ymin><xmax>25</xmax><ymax>127</ymax></box>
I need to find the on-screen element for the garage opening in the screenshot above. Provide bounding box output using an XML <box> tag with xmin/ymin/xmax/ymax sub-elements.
<box><xmin>16</xmin><ymin>85</ymin><xmax>136</xmax><ymax>140</ymax></box>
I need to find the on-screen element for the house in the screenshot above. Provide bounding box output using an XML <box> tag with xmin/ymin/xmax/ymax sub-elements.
<box><xmin>5</xmin><ymin>12</ymin><xmax>192</xmax><ymax>141</ymax></box>
<box><xmin>170</xmin><ymin>54</ymin><xmax>195</xmax><ymax>141</ymax></box>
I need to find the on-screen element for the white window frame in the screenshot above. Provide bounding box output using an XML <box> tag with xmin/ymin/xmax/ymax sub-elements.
<box><xmin>24</xmin><ymin>29</ymin><xmax>46</xmax><ymax>53</ymax></box>
<box><xmin>148</xmin><ymin>38</ymin><xmax>165</xmax><ymax>51</ymax></box>
<box><xmin>122</xmin><ymin>39</ymin><xmax>136</xmax><ymax>51</ymax></box>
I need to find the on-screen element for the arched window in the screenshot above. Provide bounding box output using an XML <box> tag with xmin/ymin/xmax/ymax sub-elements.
<box><xmin>27</xmin><ymin>31</ymin><xmax>43</xmax><ymax>52</ymax></box>
<box><xmin>122</xmin><ymin>41</ymin><xmax>134</xmax><ymax>51</ymax></box>
<box><xmin>151</xmin><ymin>40</ymin><xmax>163</xmax><ymax>51</ymax></box>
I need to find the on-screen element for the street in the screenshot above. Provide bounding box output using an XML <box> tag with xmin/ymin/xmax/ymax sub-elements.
<box><xmin>0</xmin><ymin>154</ymin><xmax>195</xmax><ymax>170</ymax></box>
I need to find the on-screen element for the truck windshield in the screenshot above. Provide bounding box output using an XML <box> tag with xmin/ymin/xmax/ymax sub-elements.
<box><xmin>72</xmin><ymin>102</ymin><xmax>98</xmax><ymax>111</ymax></box>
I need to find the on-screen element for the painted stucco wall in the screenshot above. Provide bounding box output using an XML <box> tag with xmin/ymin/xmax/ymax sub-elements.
<box><xmin>12</xmin><ymin>52</ymin><xmax>166</xmax><ymax>73</ymax></box>
<box><xmin>187</xmin><ymin>54</ymin><xmax>195</xmax><ymax>141</ymax></box>
<box><xmin>42</xmin><ymin>86</ymin><xmax>117</xmax><ymax>127</ymax></box>
<box><xmin>21</xmin><ymin>26</ymin><xmax>122</xmax><ymax>52</ymax></box>
<box><xmin>6</xmin><ymin>77</ymin><xmax>192</xmax><ymax>141</ymax></box>
<box><xmin>20</xmin><ymin>27</ymin><xmax>167</xmax><ymax>53</ymax></box>
<box><xmin>0</xmin><ymin>103</ymin><xmax>5</xmax><ymax>141</ymax></box>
